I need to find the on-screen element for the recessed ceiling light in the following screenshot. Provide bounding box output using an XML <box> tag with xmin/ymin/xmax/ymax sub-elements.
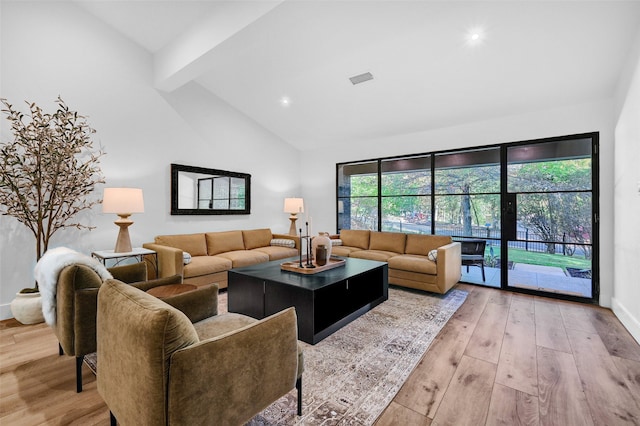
<box><xmin>466</xmin><ymin>27</ymin><xmax>485</xmax><ymax>45</ymax></box>
<box><xmin>280</xmin><ymin>96</ymin><xmax>291</xmax><ymax>107</ymax></box>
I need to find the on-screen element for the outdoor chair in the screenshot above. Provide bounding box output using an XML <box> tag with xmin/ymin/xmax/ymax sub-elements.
<box><xmin>460</xmin><ymin>238</ymin><xmax>487</xmax><ymax>282</ymax></box>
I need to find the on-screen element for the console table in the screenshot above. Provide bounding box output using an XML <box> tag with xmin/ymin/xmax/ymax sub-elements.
<box><xmin>228</xmin><ymin>257</ymin><xmax>388</xmax><ymax>344</ymax></box>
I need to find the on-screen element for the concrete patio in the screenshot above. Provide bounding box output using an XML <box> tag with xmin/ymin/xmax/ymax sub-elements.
<box><xmin>460</xmin><ymin>263</ymin><xmax>592</xmax><ymax>298</ymax></box>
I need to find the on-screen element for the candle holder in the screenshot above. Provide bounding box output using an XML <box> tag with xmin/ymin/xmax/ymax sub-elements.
<box><xmin>303</xmin><ymin>222</ymin><xmax>315</xmax><ymax>268</ymax></box>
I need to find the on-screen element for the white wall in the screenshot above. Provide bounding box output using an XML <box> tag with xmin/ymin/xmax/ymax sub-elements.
<box><xmin>612</xmin><ymin>30</ymin><xmax>640</xmax><ymax>344</ymax></box>
<box><xmin>300</xmin><ymin>99</ymin><xmax>616</xmax><ymax>307</ymax></box>
<box><xmin>0</xmin><ymin>1</ymin><xmax>301</xmax><ymax>319</ymax></box>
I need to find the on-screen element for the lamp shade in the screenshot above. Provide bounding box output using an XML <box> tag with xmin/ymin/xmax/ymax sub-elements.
<box><xmin>103</xmin><ymin>188</ymin><xmax>144</xmax><ymax>214</ymax></box>
<box><xmin>283</xmin><ymin>198</ymin><xmax>304</xmax><ymax>214</ymax></box>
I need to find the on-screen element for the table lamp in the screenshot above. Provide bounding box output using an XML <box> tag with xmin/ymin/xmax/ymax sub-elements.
<box><xmin>283</xmin><ymin>198</ymin><xmax>304</xmax><ymax>236</ymax></box>
<box><xmin>103</xmin><ymin>188</ymin><xmax>144</xmax><ymax>252</ymax></box>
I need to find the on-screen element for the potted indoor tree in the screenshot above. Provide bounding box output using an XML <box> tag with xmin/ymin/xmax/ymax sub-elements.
<box><xmin>0</xmin><ymin>97</ymin><xmax>105</xmax><ymax>324</ymax></box>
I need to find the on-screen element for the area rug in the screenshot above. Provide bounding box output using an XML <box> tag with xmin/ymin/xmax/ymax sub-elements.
<box><xmin>243</xmin><ymin>286</ymin><xmax>467</xmax><ymax>425</ymax></box>
<box><xmin>86</xmin><ymin>286</ymin><xmax>467</xmax><ymax>425</ymax></box>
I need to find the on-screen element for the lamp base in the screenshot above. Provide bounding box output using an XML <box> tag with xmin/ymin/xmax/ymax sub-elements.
<box><xmin>114</xmin><ymin>215</ymin><xmax>134</xmax><ymax>253</ymax></box>
<box><xmin>288</xmin><ymin>215</ymin><xmax>298</xmax><ymax>236</ymax></box>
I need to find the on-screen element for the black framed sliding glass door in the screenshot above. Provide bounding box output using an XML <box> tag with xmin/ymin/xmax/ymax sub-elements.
<box><xmin>503</xmin><ymin>135</ymin><xmax>597</xmax><ymax>299</ymax></box>
<box><xmin>336</xmin><ymin>132</ymin><xmax>599</xmax><ymax>302</ymax></box>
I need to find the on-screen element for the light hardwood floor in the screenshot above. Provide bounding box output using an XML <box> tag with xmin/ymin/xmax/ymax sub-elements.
<box><xmin>377</xmin><ymin>284</ymin><xmax>640</xmax><ymax>426</ymax></box>
<box><xmin>1</xmin><ymin>284</ymin><xmax>639</xmax><ymax>425</ymax></box>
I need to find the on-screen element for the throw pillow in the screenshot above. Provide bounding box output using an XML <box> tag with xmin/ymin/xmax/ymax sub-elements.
<box><xmin>428</xmin><ymin>249</ymin><xmax>438</xmax><ymax>262</ymax></box>
<box><xmin>183</xmin><ymin>252</ymin><xmax>192</xmax><ymax>265</ymax></box>
<box><xmin>331</xmin><ymin>239</ymin><xmax>343</xmax><ymax>246</ymax></box>
<box><xmin>270</xmin><ymin>238</ymin><xmax>296</xmax><ymax>248</ymax></box>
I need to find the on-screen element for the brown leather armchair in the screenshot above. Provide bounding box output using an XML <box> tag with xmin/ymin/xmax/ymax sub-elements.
<box><xmin>97</xmin><ymin>279</ymin><xmax>304</xmax><ymax>426</ymax></box>
<box><xmin>51</xmin><ymin>262</ymin><xmax>183</xmax><ymax>392</ymax></box>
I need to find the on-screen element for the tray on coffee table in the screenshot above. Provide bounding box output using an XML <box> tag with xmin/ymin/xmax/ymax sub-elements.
<box><xmin>280</xmin><ymin>256</ymin><xmax>345</xmax><ymax>274</ymax></box>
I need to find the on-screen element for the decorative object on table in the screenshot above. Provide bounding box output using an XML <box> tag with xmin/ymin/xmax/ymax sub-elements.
<box><xmin>285</xmin><ymin>225</ymin><xmax>344</xmax><ymax>274</ymax></box>
<box><xmin>102</xmin><ymin>187</ymin><xmax>144</xmax><ymax>253</ymax></box>
<box><xmin>283</xmin><ymin>197</ymin><xmax>304</xmax><ymax>235</ymax></box>
<box><xmin>281</xmin><ymin>256</ymin><xmax>345</xmax><ymax>274</ymax></box>
<box><xmin>312</xmin><ymin>232</ymin><xmax>332</xmax><ymax>265</ymax></box>
<box><xmin>315</xmin><ymin>245</ymin><xmax>328</xmax><ymax>266</ymax></box>
<box><xmin>304</xmin><ymin>221</ymin><xmax>315</xmax><ymax>268</ymax></box>
<box><xmin>0</xmin><ymin>97</ymin><xmax>104</xmax><ymax>323</ymax></box>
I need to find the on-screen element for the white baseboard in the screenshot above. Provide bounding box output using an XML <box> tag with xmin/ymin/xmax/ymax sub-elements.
<box><xmin>0</xmin><ymin>303</ymin><xmax>13</xmax><ymax>321</ymax></box>
<box><xmin>611</xmin><ymin>297</ymin><xmax>640</xmax><ymax>345</ymax></box>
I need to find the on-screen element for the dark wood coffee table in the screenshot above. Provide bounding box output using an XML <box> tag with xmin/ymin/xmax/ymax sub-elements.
<box><xmin>228</xmin><ymin>257</ymin><xmax>388</xmax><ymax>344</ymax></box>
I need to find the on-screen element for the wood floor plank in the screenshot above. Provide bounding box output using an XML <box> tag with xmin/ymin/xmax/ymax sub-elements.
<box><xmin>557</xmin><ymin>300</ymin><xmax>598</xmax><ymax>334</ymax></box>
<box><xmin>566</xmin><ymin>327</ymin><xmax>640</xmax><ymax>425</ymax></box>
<box><xmin>534</xmin><ymin>298</ymin><xmax>572</xmax><ymax>353</ymax></box>
<box><xmin>452</xmin><ymin>286</ymin><xmax>491</xmax><ymax>324</ymax></box>
<box><xmin>611</xmin><ymin>356</ymin><xmax>640</xmax><ymax>398</ymax></box>
<box><xmin>375</xmin><ymin>401</ymin><xmax>431</xmax><ymax>426</ymax></box>
<box><xmin>587</xmin><ymin>307</ymin><xmax>640</xmax><ymax>361</ymax></box>
<box><xmin>465</xmin><ymin>302</ymin><xmax>509</xmax><ymax>364</ymax></box>
<box><xmin>431</xmin><ymin>355</ymin><xmax>496</xmax><ymax>426</ymax></box>
<box><xmin>495</xmin><ymin>295</ymin><xmax>538</xmax><ymax>396</ymax></box>
<box><xmin>395</xmin><ymin>318</ymin><xmax>475</xmax><ymax>418</ymax></box>
<box><xmin>536</xmin><ymin>346</ymin><xmax>594</xmax><ymax>426</ymax></box>
<box><xmin>485</xmin><ymin>383</ymin><xmax>538</xmax><ymax>426</ymax></box>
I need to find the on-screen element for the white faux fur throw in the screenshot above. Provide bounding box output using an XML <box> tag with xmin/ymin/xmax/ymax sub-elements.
<box><xmin>34</xmin><ymin>247</ymin><xmax>113</xmax><ymax>326</ymax></box>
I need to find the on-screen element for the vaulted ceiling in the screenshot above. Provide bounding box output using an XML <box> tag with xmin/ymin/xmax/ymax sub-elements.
<box><xmin>76</xmin><ymin>1</ymin><xmax>640</xmax><ymax>150</ymax></box>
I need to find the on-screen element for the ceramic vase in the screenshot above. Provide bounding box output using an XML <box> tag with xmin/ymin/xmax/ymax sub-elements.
<box><xmin>312</xmin><ymin>234</ymin><xmax>332</xmax><ymax>264</ymax></box>
<box><xmin>11</xmin><ymin>292</ymin><xmax>45</xmax><ymax>325</ymax></box>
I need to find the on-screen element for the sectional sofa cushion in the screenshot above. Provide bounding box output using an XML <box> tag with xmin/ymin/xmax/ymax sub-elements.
<box><xmin>350</xmin><ymin>250</ymin><xmax>399</xmax><ymax>262</ymax></box>
<box><xmin>243</xmin><ymin>229</ymin><xmax>274</xmax><ymax>250</ymax></box>
<box><xmin>404</xmin><ymin>234</ymin><xmax>453</xmax><ymax>256</ymax></box>
<box><xmin>369</xmin><ymin>232</ymin><xmax>407</xmax><ymax>253</ymax></box>
<box><xmin>183</xmin><ymin>256</ymin><xmax>232</xmax><ymax>277</ymax></box>
<box><xmin>155</xmin><ymin>233</ymin><xmax>208</xmax><ymax>257</ymax></box>
<box><xmin>388</xmin><ymin>254</ymin><xmax>438</xmax><ymax>275</ymax></box>
<box><xmin>215</xmin><ymin>250</ymin><xmax>270</xmax><ymax>268</ymax></box>
<box><xmin>253</xmin><ymin>246</ymin><xmax>298</xmax><ymax>261</ymax></box>
<box><xmin>206</xmin><ymin>231</ymin><xmax>245</xmax><ymax>256</ymax></box>
<box><xmin>340</xmin><ymin>229</ymin><xmax>371</xmax><ymax>250</ymax></box>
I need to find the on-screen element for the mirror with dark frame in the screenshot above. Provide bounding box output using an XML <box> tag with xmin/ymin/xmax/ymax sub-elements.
<box><xmin>171</xmin><ymin>163</ymin><xmax>251</xmax><ymax>215</ymax></box>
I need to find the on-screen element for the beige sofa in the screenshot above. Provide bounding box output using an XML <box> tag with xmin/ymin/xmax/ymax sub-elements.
<box><xmin>331</xmin><ymin>230</ymin><xmax>461</xmax><ymax>294</ymax></box>
<box><xmin>143</xmin><ymin>228</ymin><xmax>299</xmax><ymax>289</ymax></box>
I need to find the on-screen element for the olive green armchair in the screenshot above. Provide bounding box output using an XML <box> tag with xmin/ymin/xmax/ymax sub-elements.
<box><xmin>51</xmin><ymin>261</ymin><xmax>183</xmax><ymax>392</ymax></box>
<box><xmin>97</xmin><ymin>279</ymin><xmax>304</xmax><ymax>426</ymax></box>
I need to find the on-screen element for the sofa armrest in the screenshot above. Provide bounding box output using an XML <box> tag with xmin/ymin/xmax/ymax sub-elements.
<box><xmin>167</xmin><ymin>307</ymin><xmax>299</xmax><ymax>425</ymax></box>
<box><xmin>108</xmin><ymin>262</ymin><xmax>148</xmax><ymax>283</ymax></box>
<box><xmin>163</xmin><ymin>283</ymin><xmax>219</xmax><ymax>323</ymax></box>
<box><xmin>73</xmin><ymin>287</ymin><xmax>100</xmax><ymax>355</ymax></box>
<box><xmin>436</xmin><ymin>242</ymin><xmax>462</xmax><ymax>292</ymax></box>
<box><xmin>143</xmin><ymin>243</ymin><xmax>183</xmax><ymax>278</ymax></box>
<box><xmin>272</xmin><ymin>233</ymin><xmax>300</xmax><ymax>250</ymax></box>
<box><xmin>130</xmin><ymin>274</ymin><xmax>183</xmax><ymax>292</ymax></box>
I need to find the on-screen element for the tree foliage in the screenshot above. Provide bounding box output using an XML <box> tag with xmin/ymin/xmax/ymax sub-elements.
<box><xmin>0</xmin><ymin>97</ymin><xmax>106</xmax><ymax>289</ymax></box>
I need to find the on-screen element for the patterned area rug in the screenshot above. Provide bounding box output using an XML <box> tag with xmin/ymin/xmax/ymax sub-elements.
<box><xmin>242</xmin><ymin>286</ymin><xmax>468</xmax><ymax>425</ymax></box>
<box><xmin>86</xmin><ymin>286</ymin><xmax>467</xmax><ymax>425</ymax></box>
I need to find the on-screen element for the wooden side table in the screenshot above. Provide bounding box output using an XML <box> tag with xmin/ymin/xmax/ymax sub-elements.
<box><xmin>91</xmin><ymin>247</ymin><xmax>158</xmax><ymax>277</ymax></box>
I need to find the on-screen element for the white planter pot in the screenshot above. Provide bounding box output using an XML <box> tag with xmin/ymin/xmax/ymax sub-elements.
<box><xmin>11</xmin><ymin>292</ymin><xmax>45</xmax><ymax>325</ymax></box>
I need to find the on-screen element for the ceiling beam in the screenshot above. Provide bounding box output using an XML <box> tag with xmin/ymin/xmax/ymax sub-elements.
<box><xmin>153</xmin><ymin>1</ymin><xmax>284</xmax><ymax>92</ymax></box>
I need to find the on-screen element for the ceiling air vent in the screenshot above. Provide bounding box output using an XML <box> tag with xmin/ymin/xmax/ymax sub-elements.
<box><xmin>349</xmin><ymin>72</ymin><xmax>374</xmax><ymax>85</ymax></box>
